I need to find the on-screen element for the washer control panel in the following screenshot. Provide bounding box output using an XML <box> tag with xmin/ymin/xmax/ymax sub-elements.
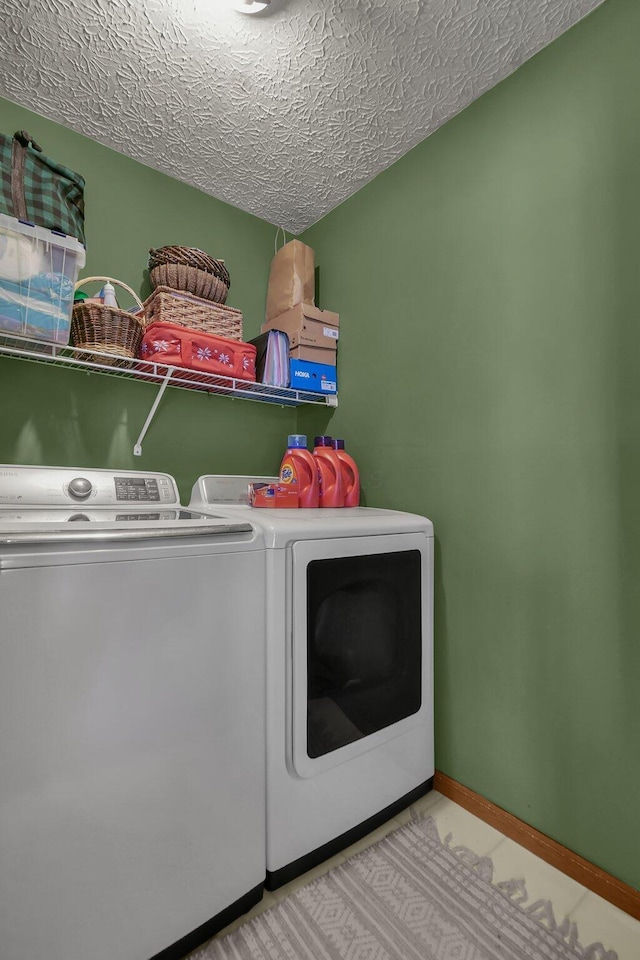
<box><xmin>115</xmin><ymin>476</ymin><xmax>162</xmax><ymax>502</ymax></box>
<box><xmin>0</xmin><ymin>466</ymin><xmax>180</xmax><ymax>507</ymax></box>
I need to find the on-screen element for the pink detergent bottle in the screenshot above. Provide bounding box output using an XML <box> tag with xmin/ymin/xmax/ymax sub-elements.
<box><xmin>313</xmin><ymin>435</ymin><xmax>345</xmax><ymax>508</ymax></box>
<box><xmin>279</xmin><ymin>434</ymin><xmax>320</xmax><ymax>508</ymax></box>
<box><xmin>332</xmin><ymin>439</ymin><xmax>360</xmax><ymax>507</ymax></box>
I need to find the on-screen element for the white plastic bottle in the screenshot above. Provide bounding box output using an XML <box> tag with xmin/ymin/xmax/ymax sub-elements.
<box><xmin>101</xmin><ymin>282</ymin><xmax>118</xmax><ymax>308</ymax></box>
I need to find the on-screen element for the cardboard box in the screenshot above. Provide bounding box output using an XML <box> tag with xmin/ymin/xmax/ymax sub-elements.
<box><xmin>290</xmin><ymin>358</ymin><xmax>337</xmax><ymax>394</ymax></box>
<box><xmin>262</xmin><ymin>303</ymin><xmax>339</xmax><ymax>349</ymax></box>
<box><xmin>287</xmin><ymin>324</ymin><xmax>338</xmax><ymax>350</ymax></box>
<box><xmin>289</xmin><ymin>344</ymin><xmax>336</xmax><ymax>366</ymax></box>
<box><xmin>268</xmin><ymin>302</ymin><xmax>339</xmax><ymax>328</ymax></box>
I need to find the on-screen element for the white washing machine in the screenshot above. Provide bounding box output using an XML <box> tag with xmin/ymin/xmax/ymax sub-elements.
<box><xmin>190</xmin><ymin>475</ymin><xmax>434</xmax><ymax>890</ymax></box>
<box><xmin>0</xmin><ymin>465</ymin><xmax>266</xmax><ymax>960</ymax></box>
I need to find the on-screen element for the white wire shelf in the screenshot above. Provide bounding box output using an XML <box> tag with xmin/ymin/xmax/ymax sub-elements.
<box><xmin>0</xmin><ymin>331</ymin><xmax>338</xmax><ymax>455</ymax></box>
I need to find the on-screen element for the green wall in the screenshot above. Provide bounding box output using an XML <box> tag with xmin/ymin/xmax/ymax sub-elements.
<box><xmin>0</xmin><ymin>98</ymin><xmax>294</xmax><ymax>496</ymax></box>
<box><xmin>302</xmin><ymin>0</ymin><xmax>640</xmax><ymax>889</ymax></box>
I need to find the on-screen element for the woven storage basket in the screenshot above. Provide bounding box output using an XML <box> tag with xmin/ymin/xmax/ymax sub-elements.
<box><xmin>143</xmin><ymin>286</ymin><xmax>243</xmax><ymax>340</ymax></box>
<box><xmin>149</xmin><ymin>246</ymin><xmax>229</xmax><ymax>280</ymax></box>
<box><xmin>149</xmin><ymin>247</ymin><xmax>230</xmax><ymax>303</ymax></box>
<box><xmin>71</xmin><ymin>276</ymin><xmax>144</xmax><ymax>367</ymax></box>
<box><xmin>149</xmin><ymin>263</ymin><xmax>229</xmax><ymax>303</ymax></box>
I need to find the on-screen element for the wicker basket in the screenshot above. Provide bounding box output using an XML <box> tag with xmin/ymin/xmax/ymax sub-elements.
<box><xmin>149</xmin><ymin>246</ymin><xmax>230</xmax><ymax>284</ymax></box>
<box><xmin>143</xmin><ymin>286</ymin><xmax>243</xmax><ymax>340</ymax></box>
<box><xmin>149</xmin><ymin>263</ymin><xmax>229</xmax><ymax>304</ymax></box>
<box><xmin>71</xmin><ymin>276</ymin><xmax>144</xmax><ymax>367</ymax></box>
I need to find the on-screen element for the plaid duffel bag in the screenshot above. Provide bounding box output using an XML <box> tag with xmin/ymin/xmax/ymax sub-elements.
<box><xmin>0</xmin><ymin>130</ymin><xmax>85</xmax><ymax>244</ymax></box>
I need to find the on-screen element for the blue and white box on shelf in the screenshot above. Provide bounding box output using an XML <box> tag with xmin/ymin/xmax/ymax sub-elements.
<box><xmin>289</xmin><ymin>358</ymin><xmax>338</xmax><ymax>394</ymax></box>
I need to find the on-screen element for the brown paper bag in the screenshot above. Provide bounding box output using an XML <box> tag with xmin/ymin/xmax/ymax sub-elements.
<box><xmin>266</xmin><ymin>238</ymin><xmax>315</xmax><ymax>322</ymax></box>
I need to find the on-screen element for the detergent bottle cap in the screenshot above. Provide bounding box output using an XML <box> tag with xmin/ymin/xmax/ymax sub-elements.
<box><xmin>332</xmin><ymin>439</ymin><xmax>345</xmax><ymax>450</ymax></box>
<box><xmin>314</xmin><ymin>435</ymin><xmax>333</xmax><ymax>447</ymax></box>
<box><xmin>287</xmin><ymin>434</ymin><xmax>308</xmax><ymax>449</ymax></box>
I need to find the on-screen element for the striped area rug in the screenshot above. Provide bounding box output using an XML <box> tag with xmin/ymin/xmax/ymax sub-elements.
<box><xmin>192</xmin><ymin>814</ymin><xmax>617</xmax><ymax>960</ymax></box>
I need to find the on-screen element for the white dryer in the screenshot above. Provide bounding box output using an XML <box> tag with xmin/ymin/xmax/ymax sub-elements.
<box><xmin>0</xmin><ymin>466</ymin><xmax>266</xmax><ymax>960</ymax></box>
<box><xmin>190</xmin><ymin>475</ymin><xmax>434</xmax><ymax>890</ymax></box>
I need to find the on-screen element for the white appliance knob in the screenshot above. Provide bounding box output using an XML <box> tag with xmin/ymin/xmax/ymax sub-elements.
<box><xmin>68</xmin><ymin>477</ymin><xmax>92</xmax><ymax>500</ymax></box>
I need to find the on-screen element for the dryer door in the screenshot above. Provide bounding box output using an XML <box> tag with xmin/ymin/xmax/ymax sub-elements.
<box><xmin>290</xmin><ymin>531</ymin><xmax>432</xmax><ymax>779</ymax></box>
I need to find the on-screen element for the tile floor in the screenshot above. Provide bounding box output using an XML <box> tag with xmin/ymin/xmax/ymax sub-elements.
<box><xmin>211</xmin><ymin>790</ymin><xmax>640</xmax><ymax>958</ymax></box>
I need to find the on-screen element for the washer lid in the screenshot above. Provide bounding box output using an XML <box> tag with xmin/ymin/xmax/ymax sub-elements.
<box><xmin>0</xmin><ymin>508</ymin><xmax>253</xmax><ymax>544</ymax></box>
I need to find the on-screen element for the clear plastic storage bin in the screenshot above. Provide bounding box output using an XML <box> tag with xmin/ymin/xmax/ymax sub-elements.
<box><xmin>0</xmin><ymin>213</ymin><xmax>86</xmax><ymax>344</ymax></box>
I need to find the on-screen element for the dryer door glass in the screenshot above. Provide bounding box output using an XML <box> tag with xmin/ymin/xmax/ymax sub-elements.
<box><xmin>306</xmin><ymin>549</ymin><xmax>422</xmax><ymax>759</ymax></box>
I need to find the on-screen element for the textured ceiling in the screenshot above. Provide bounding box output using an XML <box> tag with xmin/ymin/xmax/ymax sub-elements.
<box><xmin>1</xmin><ymin>0</ymin><xmax>603</xmax><ymax>233</ymax></box>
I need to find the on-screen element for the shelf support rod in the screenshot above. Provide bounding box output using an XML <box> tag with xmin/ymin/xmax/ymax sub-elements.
<box><xmin>133</xmin><ymin>367</ymin><xmax>174</xmax><ymax>457</ymax></box>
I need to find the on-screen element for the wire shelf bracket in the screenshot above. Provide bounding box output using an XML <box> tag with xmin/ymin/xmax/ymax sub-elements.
<box><xmin>133</xmin><ymin>366</ymin><xmax>174</xmax><ymax>457</ymax></box>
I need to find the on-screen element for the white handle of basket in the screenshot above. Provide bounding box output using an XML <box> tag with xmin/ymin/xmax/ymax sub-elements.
<box><xmin>75</xmin><ymin>276</ymin><xmax>144</xmax><ymax>311</ymax></box>
<box><xmin>274</xmin><ymin>227</ymin><xmax>287</xmax><ymax>254</ymax></box>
